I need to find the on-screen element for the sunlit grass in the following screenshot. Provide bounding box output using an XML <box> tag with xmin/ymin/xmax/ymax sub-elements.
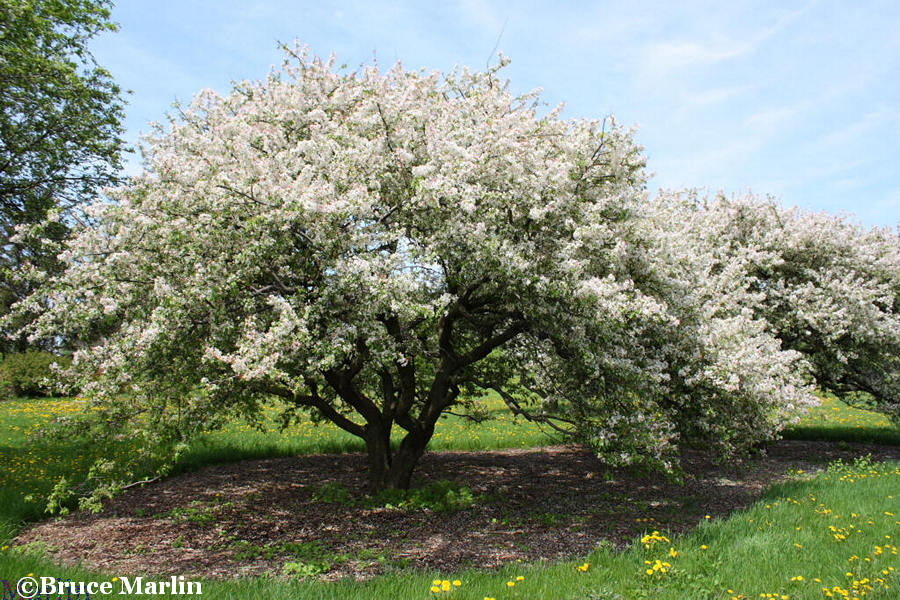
<box><xmin>783</xmin><ymin>394</ymin><xmax>900</xmax><ymax>445</ymax></box>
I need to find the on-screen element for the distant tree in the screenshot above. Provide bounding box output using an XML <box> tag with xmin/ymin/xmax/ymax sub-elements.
<box><xmin>650</xmin><ymin>191</ymin><xmax>900</xmax><ymax>424</ymax></box>
<box><xmin>0</xmin><ymin>0</ymin><xmax>126</xmax><ymax>352</ymax></box>
<box><xmin>16</xmin><ymin>47</ymin><xmax>815</xmax><ymax>498</ymax></box>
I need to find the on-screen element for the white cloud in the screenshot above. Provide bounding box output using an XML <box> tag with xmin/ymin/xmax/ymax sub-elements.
<box><xmin>644</xmin><ymin>39</ymin><xmax>747</xmax><ymax>72</ymax></box>
<box><xmin>744</xmin><ymin>106</ymin><xmax>802</xmax><ymax>132</ymax></box>
<box><xmin>682</xmin><ymin>85</ymin><xmax>750</xmax><ymax>108</ymax></box>
<box><xmin>639</xmin><ymin>1</ymin><xmax>816</xmax><ymax>75</ymax></box>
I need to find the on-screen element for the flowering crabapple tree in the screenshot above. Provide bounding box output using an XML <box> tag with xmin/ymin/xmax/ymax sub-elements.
<box><xmin>17</xmin><ymin>46</ymin><xmax>817</xmax><ymax>495</ymax></box>
<box><xmin>649</xmin><ymin>191</ymin><xmax>900</xmax><ymax>424</ymax></box>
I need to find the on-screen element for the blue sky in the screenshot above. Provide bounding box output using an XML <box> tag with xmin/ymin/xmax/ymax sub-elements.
<box><xmin>91</xmin><ymin>0</ymin><xmax>899</xmax><ymax>227</ymax></box>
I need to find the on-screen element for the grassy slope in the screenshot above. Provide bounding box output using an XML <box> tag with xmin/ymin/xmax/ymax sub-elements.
<box><xmin>0</xmin><ymin>395</ymin><xmax>897</xmax><ymax>599</ymax></box>
<box><xmin>782</xmin><ymin>394</ymin><xmax>900</xmax><ymax>445</ymax></box>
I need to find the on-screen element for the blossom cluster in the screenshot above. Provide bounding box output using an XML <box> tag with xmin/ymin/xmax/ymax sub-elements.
<box><xmin>648</xmin><ymin>191</ymin><xmax>899</xmax><ymax>424</ymax></box>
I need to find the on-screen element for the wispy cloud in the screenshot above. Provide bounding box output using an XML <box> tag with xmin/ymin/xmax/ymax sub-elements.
<box><xmin>814</xmin><ymin>108</ymin><xmax>899</xmax><ymax>149</ymax></box>
<box><xmin>640</xmin><ymin>1</ymin><xmax>816</xmax><ymax>74</ymax></box>
<box><xmin>644</xmin><ymin>40</ymin><xmax>747</xmax><ymax>72</ymax></box>
<box><xmin>744</xmin><ymin>106</ymin><xmax>802</xmax><ymax>133</ymax></box>
<box><xmin>682</xmin><ymin>85</ymin><xmax>751</xmax><ymax>108</ymax></box>
<box><xmin>457</xmin><ymin>0</ymin><xmax>503</xmax><ymax>32</ymax></box>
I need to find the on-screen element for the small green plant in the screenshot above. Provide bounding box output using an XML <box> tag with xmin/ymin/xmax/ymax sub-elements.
<box><xmin>310</xmin><ymin>479</ymin><xmax>478</xmax><ymax>512</ymax></box>
<box><xmin>231</xmin><ymin>540</ymin><xmax>326</xmax><ymax>561</ymax></box>
<box><xmin>533</xmin><ymin>511</ymin><xmax>565</xmax><ymax>526</ymax></box>
<box><xmin>825</xmin><ymin>453</ymin><xmax>878</xmax><ymax>476</ymax></box>
<box><xmin>171</xmin><ymin>536</ymin><xmax>184</xmax><ymax>548</ymax></box>
<box><xmin>282</xmin><ymin>560</ymin><xmax>331</xmax><ymax>578</ymax></box>
<box><xmin>311</xmin><ymin>481</ymin><xmax>354</xmax><ymax>505</ymax></box>
<box><xmin>165</xmin><ymin>499</ymin><xmax>232</xmax><ymax>524</ymax></box>
<box><xmin>371</xmin><ymin>480</ymin><xmax>477</xmax><ymax>512</ymax></box>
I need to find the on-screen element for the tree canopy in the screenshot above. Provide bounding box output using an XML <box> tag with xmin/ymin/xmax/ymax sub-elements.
<box><xmin>0</xmin><ymin>0</ymin><xmax>126</xmax><ymax>352</ymax></box>
<box><xmin>650</xmin><ymin>191</ymin><xmax>900</xmax><ymax>423</ymax></box>
<box><xmin>14</xmin><ymin>46</ymin><xmax>896</xmax><ymax>498</ymax></box>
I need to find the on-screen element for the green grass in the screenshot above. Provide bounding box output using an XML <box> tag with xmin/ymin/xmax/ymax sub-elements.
<box><xmin>782</xmin><ymin>394</ymin><xmax>900</xmax><ymax>445</ymax></box>
<box><xmin>0</xmin><ymin>394</ymin><xmax>898</xmax><ymax>599</ymax></box>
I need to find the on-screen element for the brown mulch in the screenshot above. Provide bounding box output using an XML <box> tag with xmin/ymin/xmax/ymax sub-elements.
<box><xmin>14</xmin><ymin>440</ymin><xmax>900</xmax><ymax>580</ymax></box>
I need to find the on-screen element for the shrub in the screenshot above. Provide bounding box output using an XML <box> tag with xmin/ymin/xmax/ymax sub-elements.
<box><xmin>0</xmin><ymin>350</ymin><xmax>71</xmax><ymax>398</ymax></box>
<box><xmin>0</xmin><ymin>379</ymin><xmax>12</xmax><ymax>401</ymax></box>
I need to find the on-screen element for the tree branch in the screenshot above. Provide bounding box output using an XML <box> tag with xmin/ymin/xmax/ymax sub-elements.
<box><xmin>456</xmin><ymin>319</ymin><xmax>527</xmax><ymax>368</ymax></box>
<box><xmin>249</xmin><ymin>379</ymin><xmax>366</xmax><ymax>438</ymax></box>
<box><xmin>480</xmin><ymin>381</ymin><xmax>575</xmax><ymax>436</ymax></box>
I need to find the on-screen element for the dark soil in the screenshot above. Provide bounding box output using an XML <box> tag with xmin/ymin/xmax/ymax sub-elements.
<box><xmin>15</xmin><ymin>440</ymin><xmax>900</xmax><ymax>581</ymax></box>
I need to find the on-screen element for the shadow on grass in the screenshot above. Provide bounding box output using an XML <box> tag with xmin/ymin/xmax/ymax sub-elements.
<box><xmin>782</xmin><ymin>425</ymin><xmax>900</xmax><ymax>445</ymax></box>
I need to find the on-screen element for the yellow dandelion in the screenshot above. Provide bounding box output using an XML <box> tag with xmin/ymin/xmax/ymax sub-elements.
<box><xmin>453</xmin><ymin>580</ymin><xmax>461</xmax><ymax>587</ymax></box>
<box><xmin>516</xmin><ymin>575</ymin><xmax>525</xmax><ymax>581</ymax></box>
<box><xmin>507</xmin><ymin>581</ymin><xmax>515</xmax><ymax>588</ymax></box>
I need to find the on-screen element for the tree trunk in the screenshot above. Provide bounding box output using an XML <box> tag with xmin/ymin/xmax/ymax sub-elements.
<box><xmin>364</xmin><ymin>425</ymin><xmax>433</xmax><ymax>492</ymax></box>
<box><xmin>364</xmin><ymin>424</ymin><xmax>392</xmax><ymax>492</ymax></box>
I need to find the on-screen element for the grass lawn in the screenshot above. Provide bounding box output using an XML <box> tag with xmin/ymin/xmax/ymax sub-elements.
<box><xmin>782</xmin><ymin>394</ymin><xmax>900</xmax><ymax>445</ymax></box>
<box><xmin>0</xmin><ymin>394</ymin><xmax>897</xmax><ymax>599</ymax></box>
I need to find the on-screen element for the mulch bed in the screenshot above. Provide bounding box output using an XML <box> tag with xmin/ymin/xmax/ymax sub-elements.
<box><xmin>15</xmin><ymin>440</ymin><xmax>900</xmax><ymax>581</ymax></box>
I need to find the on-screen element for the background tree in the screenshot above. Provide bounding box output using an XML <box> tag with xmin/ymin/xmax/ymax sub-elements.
<box><xmin>16</xmin><ymin>47</ymin><xmax>815</xmax><ymax>497</ymax></box>
<box><xmin>650</xmin><ymin>191</ymin><xmax>900</xmax><ymax>424</ymax></box>
<box><xmin>0</xmin><ymin>0</ymin><xmax>126</xmax><ymax>352</ymax></box>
